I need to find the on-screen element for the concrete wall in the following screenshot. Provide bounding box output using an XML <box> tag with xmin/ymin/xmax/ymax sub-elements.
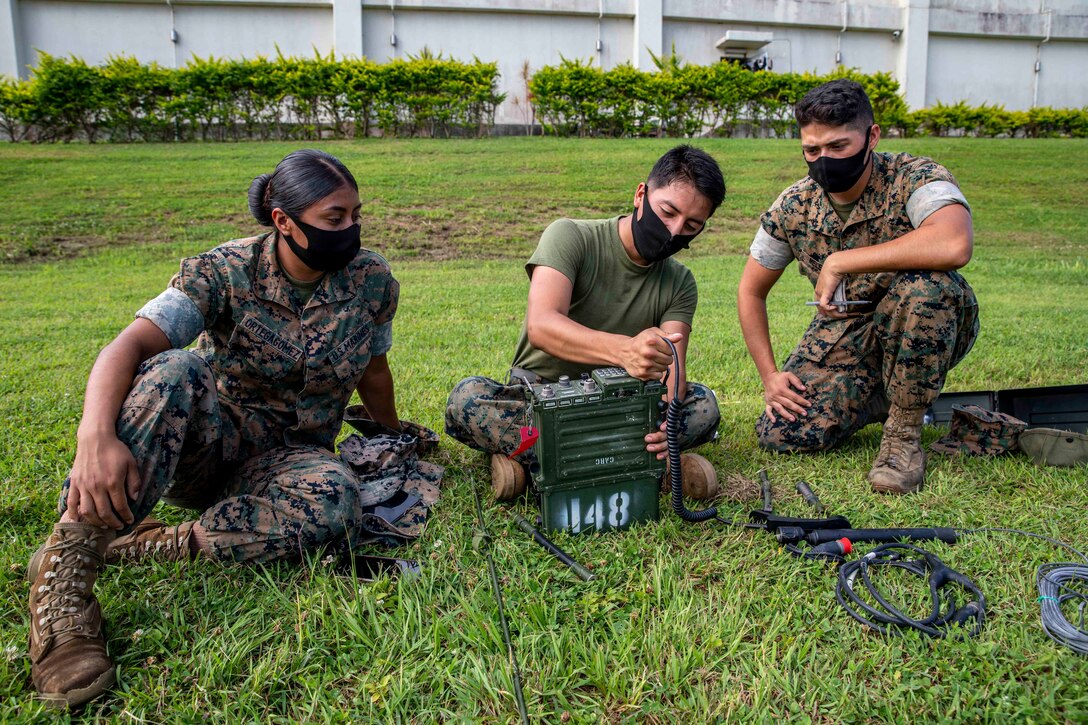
<box><xmin>664</xmin><ymin>20</ymin><xmax>900</xmax><ymax>75</ymax></box>
<box><xmin>928</xmin><ymin>35</ymin><xmax>1084</xmax><ymax>109</ymax></box>
<box><xmin>361</xmin><ymin>7</ymin><xmax>633</xmax><ymax>125</ymax></box>
<box><xmin>930</xmin><ymin>0</ymin><xmax>1088</xmax><ymax>39</ymax></box>
<box><xmin>18</xmin><ymin>0</ymin><xmax>333</xmax><ymax>69</ymax></box>
<box><xmin>1033</xmin><ymin>40</ymin><xmax>1088</xmax><ymax>109</ymax></box>
<box><xmin>19</xmin><ymin>1</ymin><xmax>176</xmax><ymax>68</ymax></box>
<box><xmin>3</xmin><ymin>0</ymin><xmax>1086</xmax><ymax>125</ymax></box>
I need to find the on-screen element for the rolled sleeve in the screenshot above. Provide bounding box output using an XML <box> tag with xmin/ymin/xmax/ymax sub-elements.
<box><xmin>170</xmin><ymin>253</ymin><xmax>226</xmax><ymax>329</ymax></box>
<box><xmin>906</xmin><ymin>180</ymin><xmax>971</xmax><ymax>228</ymax></box>
<box><xmin>135</xmin><ymin>287</ymin><xmax>205</xmax><ymax>349</ymax></box>
<box><xmin>372</xmin><ymin>320</ymin><xmax>393</xmax><ymax>357</ymax></box>
<box><xmin>749</xmin><ymin>226</ymin><xmax>794</xmax><ymax>270</ymax></box>
<box><xmin>374</xmin><ymin>277</ymin><xmax>399</xmax><ymax>327</ymax></box>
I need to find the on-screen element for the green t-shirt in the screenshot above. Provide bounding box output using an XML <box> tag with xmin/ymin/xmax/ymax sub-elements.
<box><xmin>828</xmin><ymin>195</ymin><xmax>859</xmax><ymax>222</ymax></box>
<box><xmin>282</xmin><ymin>267</ymin><xmax>324</xmax><ymax>303</ymax></box>
<box><xmin>510</xmin><ymin>216</ymin><xmax>698</xmax><ymax>382</ymax></box>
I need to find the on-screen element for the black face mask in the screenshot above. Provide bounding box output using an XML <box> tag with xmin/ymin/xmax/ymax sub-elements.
<box><xmin>806</xmin><ymin>126</ymin><xmax>873</xmax><ymax>193</ymax></box>
<box><xmin>282</xmin><ymin>213</ymin><xmax>361</xmax><ymax>272</ymax></box>
<box><xmin>630</xmin><ymin>190</ymin><xmax>702</xmax><ymax>264</ymax></box>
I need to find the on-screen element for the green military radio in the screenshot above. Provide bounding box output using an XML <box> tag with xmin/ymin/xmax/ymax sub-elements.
<box><xmin>526</xmin><ymin>367</ymin><xmax>666</xmax><ymax>534</ymax></box>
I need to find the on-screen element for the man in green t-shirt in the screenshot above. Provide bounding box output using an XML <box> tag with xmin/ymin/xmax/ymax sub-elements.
<box><xmin>445</xmin><ymin>145</ymin><xmax>726</xmax><ymax>497</ymax></box>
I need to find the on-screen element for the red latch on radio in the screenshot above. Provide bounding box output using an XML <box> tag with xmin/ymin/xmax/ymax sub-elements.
<box><xmin>509</xmin><ymin>426</ymin><xmax>539</xmax><ymax>458</ymax></box>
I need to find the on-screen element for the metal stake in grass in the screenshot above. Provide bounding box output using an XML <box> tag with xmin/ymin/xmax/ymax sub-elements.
<box><xmin>472</xmin><ymin>481</ymin><xmax>530</xmax><ymax>724</ymax></box>
<box><xmin>511</xmin><ymin>512</ymin><xmax>596</xmax><ymax>582</ymax></box>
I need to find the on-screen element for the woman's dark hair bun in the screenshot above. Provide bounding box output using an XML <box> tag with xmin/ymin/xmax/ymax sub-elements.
<box><xmin>248</xmin><ymin>150</ymin><xmax>357</xmax><ymax>229</ymax></box>
<box><xmin>248</xmin><ymin>173</ymin><xmax>274</xmax><ymax>226</ymax></box>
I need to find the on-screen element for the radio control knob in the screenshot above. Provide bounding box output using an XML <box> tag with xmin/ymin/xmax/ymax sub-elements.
<box><xmin>558</xmin><ymin>375</ymin><xmax>571</xmax><ymax>388</ymax></box>
<box><xmin>539</xmin><ymin>385</ymin><xmax>555</xmax><ymax>399</ymax></box>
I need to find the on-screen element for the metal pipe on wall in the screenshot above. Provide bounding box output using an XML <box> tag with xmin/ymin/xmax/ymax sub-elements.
<box><xmin>596</xmin><ymin>0</ymin><xmax>603</xmax><ymax>55</ymax></box>
<box><xmin>836</xmin><ymin>0</ymin><xmax>848</xmax><ymax>65</ymax></box>
<box><xmin>1032</xmin><ymin>7</ymin><xmax>1052</xmax><ymax>108</ymax></box>
<box><xmin>390</xmin><ymin>0</ymin><xmax>397</xmax><ymax>48</ymax></box>
<box><xmin>166</xmin><ymin>0</ymin><xmax>178</xmax><ymax>69</ymax></box>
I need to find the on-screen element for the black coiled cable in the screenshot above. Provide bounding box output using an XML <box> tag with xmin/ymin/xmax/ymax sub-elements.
<box><xmin>661</xmin><ymin>337</ymin><xmax>717</xmax><ymax>523</ymax></box>
<box><xmin>835</xmin><ymin>542</ymin><xmax>986</xmax><ymax>638</ymax></box>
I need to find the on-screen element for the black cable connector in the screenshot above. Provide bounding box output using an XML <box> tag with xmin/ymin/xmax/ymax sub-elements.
<box><xmin>835</xmin><ymin>543</ymin><xmax>986</xmax><ymax>639</ymax></box>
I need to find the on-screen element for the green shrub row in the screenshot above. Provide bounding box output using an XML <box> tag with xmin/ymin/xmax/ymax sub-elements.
<box><xmin>3</xmin><ymin>50</ymin><xmax>1086</xmax><ymax>142</ymax></box>
<box><xmin>0</xmin><ymin>51</ymin><xmax>505</xmax><ymax>142</ymax></box>
<box><xmin>527</xmin><ymin>56</ymin><xmax>902</xmax><ymax>138</ymax></box>
<box><xmin>527</xmin><ymin>54</ymin><xmax>1088</xmax><ymax>139</ymax></box>
<box><xmin>907</xmin><ymin>101</ymin><xmax>1088</xmax><ymax>138</ymax></box>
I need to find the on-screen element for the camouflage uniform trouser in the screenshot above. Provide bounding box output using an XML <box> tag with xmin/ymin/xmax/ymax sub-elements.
<box><xmin>58</xmin><ymin>350</ymin><xmax>385</xmax><ymax>564</ymax></box>
<box><xmin>444</xmin><ymin>373</ymin><xmax>721</xmax><ymax>463</ymax></box>
<box><xmin>757</xmin><ymin>271</ymin><xmax>979</xmax><ymax>453</ymax></box>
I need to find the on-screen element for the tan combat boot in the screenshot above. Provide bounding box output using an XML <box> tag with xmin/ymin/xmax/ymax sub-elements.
<box><xmin>28</xmin><ymin>519</ymin><xmax>199</xmax><ymax>579</ymax></box>
<box><xmin>28</xmin><ymin>522</ymin><xmax>115</xmax><ymax>709</ymax></box>
<box><xmin>105</xmin><ymin>518</ymin><xmax>199</xmax><ymax>565</ymax></box>
<box><xmin>868</xmin><ymin>405</ymin><xmax>927</xmax><ymax>494</ymax></box>
<box><xmin>490</xmin><ymin>454</ymin><xmax>527</xmax><ymax>501</ymax></box>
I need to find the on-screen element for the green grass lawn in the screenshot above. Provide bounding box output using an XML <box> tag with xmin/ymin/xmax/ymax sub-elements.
<box><xmin>1</xmin><ymin>138</ymin><xmax>1087</xmax><ymax>722</ymax></box>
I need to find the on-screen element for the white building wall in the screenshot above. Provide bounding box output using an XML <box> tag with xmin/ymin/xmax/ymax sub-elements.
<box><xmin>927</xmin><ymin>35</ymin><xmax>1086</xmax><ymax>110</ymax></box>
<box><xmin>927</xmin><ymin>36</ymin><xmax>1036</xmax><ymax>108</ymax></box>
<box><xmin>929</xmin><ymin>0</ymin><xmax>1088</xmax><ymax>38</ymax></box>
<box><xmin>171</xmin><ymin>4</ymin><xmax>333</xmax><ymax>62</ymax></box>
<box><xmin>361</xmin><ymin>8</ymin><xmax>633</xmax><ymax>124</ymax></box>
<box><xmin>2</xmin><ymin>0</ymin><xmax>23</xmax><ymax>75</ymax></box>
<box><xmin>18</xmin><ymin>0</ymin><xmax>333</xmax><ymax>70</ymax></box>
<box><xmin>663</xmin><ymin>0</ymin><xmax>902</xmax><ymax>31</ymax></box>
<box><xmin>3</xmin><ymin>0</ymin><xmax>1087</xmax><ymax>123</ymax></box>
<box><xmin>664</xmin><ymin>20</ymin><xmax>900</xmax><ymax>75</ymax></box>
<box><xmin>19</xmin><ymin>1</ymin><xmax>176</xmax><ymax>67</ymax></box>
<box><xmin>1035</xmin><ymin>40</ymin><xmax>1088</xmax><ymax>109</ymax></box>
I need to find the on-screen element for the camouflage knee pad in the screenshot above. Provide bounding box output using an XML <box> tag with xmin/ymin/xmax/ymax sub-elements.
<box><xmin>756</xmin><ymin>410</ymin><xmax>859</xmax><ymax>453</ymax></box>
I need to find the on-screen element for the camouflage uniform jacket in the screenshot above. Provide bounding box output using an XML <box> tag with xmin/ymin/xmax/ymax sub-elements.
<box><xmin>137</xmin><ymin>232</ymin><xmax>399</xmax><ymax>461</ymax></box>
<box><xmin>754</xmin><ymin>151</ymin><xmax>973</xmax><ymax>360</ymax></box>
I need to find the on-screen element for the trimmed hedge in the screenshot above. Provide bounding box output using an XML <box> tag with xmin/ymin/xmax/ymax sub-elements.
<box><xmin>3</xmin><ymin>50</ymin><xmax>1086</xmax><ymax>142</ymax></box>
<box><xmin>527</xmin><ymin>55</ymin><xmax>1088</xmax><ymax>139</ymax></box>
<box><xmin>0</xmin><ymin>51</ymin><xmax>505</xmax><ymax>142</ymax></box>
<box><xmin>908</xmin><ymin>101</ymin><xmax>1088</xmax><ymax>139</ymax></box>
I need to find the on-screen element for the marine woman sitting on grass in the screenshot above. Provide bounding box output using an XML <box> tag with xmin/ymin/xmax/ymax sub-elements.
<box><xmin>27</xmin><ymin>149</ymin><xmax>401</xmax><ymax>708</ymax></box>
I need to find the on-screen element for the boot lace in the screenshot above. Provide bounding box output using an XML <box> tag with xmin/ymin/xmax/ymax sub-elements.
<box><xmin>874</xmin><ymin>423</ymin><xmax>921</xmax><ymax>472</ymax></box>
<box><xmin>875</xmin><ymin>435</ymin><xmax>911</xmax><ymax>471</ymax></box>
<box><xmin>112</xmin><ymin>523</ymin><xmax>184</xmax><ymax>562</ymax></box>
<box><xmin>34</xmin><ymin>536</ymin><xmax>104</xmax><ymax>647</ymax></box>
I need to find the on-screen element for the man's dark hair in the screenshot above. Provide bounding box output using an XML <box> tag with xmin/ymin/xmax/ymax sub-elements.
<box><xmin>647</xmin><ymin>144</ymin><xmax>726</xmax><ymax>213</ymax></box>
<box><xmin>794</xmin><ymin>79</ymin><xmax>874</xmax><ymax>132</ymax></box>
<box><xmin>248</xmin><ymin>149</ymin><xmax>359</xmax><ymax>226</ymax></box>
